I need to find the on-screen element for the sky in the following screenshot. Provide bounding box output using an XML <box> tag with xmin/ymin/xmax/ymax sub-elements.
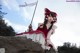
<box><xmin>0</xmin><ymin>0</ymin><xmax>80</xmax><ymax>48</ymax></box>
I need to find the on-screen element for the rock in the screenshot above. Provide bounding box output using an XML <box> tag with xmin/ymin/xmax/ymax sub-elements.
<box><xmin>0</xmin><ymin>36</ymin><xmax>43</xmax><ymax>53</ymax></box>
<box><xmin>0</xmin><ymin>36</ymin><xmax>57</xmax><ymax>53</ymax></box>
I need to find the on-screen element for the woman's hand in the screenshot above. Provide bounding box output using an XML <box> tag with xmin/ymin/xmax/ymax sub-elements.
<box><xmin>28</xmin><ymin>24</ymin><xmax>33</xmax><ymax>32</ymax></box>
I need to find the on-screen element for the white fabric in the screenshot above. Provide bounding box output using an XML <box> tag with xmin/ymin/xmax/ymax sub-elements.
<box><xmin>16</xmin><ymin>24</ymin><xmax>57</xmax><ymax>50</ymax></box>
<box><xmin>47</xmin><ymin>25</ymin><xmax>57</xmax><ymax>49</ymax></box>
<box><xmin>16</xmin><ymin>33</ymin><xmax>50</xmax><ymax>50</ymax></box>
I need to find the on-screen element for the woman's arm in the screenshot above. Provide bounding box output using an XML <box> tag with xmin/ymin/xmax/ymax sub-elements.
<box><xmin>36</xmin><ymin>23</ymin><xmax>43</xmax><ymax>31</ymax></box>
<box><xmin>38</xmin><ymin>23</ymin><xmax>43</xmax><ymax>28</ymax></box>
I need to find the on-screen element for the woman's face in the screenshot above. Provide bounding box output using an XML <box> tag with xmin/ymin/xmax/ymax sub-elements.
<box><xmin>47</xmin><ymin>15</ymin><xmax>54</xmax><ymax>23</ymax></box>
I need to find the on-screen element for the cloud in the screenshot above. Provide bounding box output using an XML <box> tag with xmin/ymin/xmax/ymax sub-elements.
<box><xmin>1</xmin><ymin>0</ymin><xmax>34</xmax><ymax>21</ymax></box>
<box><xmin>20</xmin><ymin>8</ymin><xmax>31</xmax><ymax>21</ymax></box>
<box><xmin>50</xmin><ymin>11</ymin><xmax>80</xmax><ymax>48</ymax></box>
<box><xmin>51</xmin><ymin>24</ymin><xmax>80</xmax><ymax>48</ymax></box>
<box><xmin>1</xmin><ymin>0</ymin><xmax>38</xmax><ymax>31</ymax></box>
<box><xmin>2</xmin><ymin>0</ymin><xmax>20</xmax><ymax>11</ymax></box>
<box><xmin>3</xmin><ymin>18</ymin><xmax>27</xmax><ymax>33</ymax></box>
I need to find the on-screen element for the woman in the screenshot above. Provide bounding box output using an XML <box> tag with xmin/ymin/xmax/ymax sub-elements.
<box><xmin>16</xmin><ymin>8</ymin><xmax>57</xmax><ymax>50</ymax></box>
<box><xmin>37</xmin><ymin>8</ymin><xmax>57</xmax><ymax>49</ymax></box>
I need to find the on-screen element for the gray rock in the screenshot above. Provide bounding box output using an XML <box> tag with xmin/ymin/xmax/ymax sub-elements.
<box><xmin>0</xmin><ymin>36</ymin><xmax>57</xmax><ymax>53</ymax></box>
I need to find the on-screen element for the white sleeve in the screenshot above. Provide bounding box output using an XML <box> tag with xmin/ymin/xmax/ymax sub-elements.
<box><xmin>47</xmin><ymin>25</ymin><xmax>57</xmax><ymax>39</ymax></box>
<box><xmin>52</xmin><ymin>25</ymin><xmax>57</xmax><ymax>30</ymax></box>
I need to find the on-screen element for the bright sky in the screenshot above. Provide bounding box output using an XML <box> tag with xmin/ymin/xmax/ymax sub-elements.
<box><xmin>1</xmin><ymin>0</ymin><xmax>80</xmax><ymax>48</ymax></box>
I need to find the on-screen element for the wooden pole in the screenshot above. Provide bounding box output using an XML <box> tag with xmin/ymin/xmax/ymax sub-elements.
<box><xmin>30</xmin><ymin>0</ymin><xmax>38</xmax><ymax>25</ymax></box>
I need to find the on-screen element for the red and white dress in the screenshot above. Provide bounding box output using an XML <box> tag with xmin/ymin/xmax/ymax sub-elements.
<box><xmin>16</xmin><ymin>23</ymin><xmax>57</xmax><ymax>50</ymax></box>
<box><xmin>37</xmin><ymin>23</ymin><xmax>57</xmax><ymax>49</ymax></box>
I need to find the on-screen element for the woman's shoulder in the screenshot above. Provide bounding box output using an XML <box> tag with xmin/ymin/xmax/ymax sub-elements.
<box><xmin>38</xmin><ymin>23</ymin><xmax>44</xmax><ymax>28</ymax></box>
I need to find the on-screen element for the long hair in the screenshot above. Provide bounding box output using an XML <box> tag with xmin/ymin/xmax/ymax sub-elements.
<box><xmin>43</xmin><ymin>8</ymin><xmax>57</xmax><ymax>32</ymax></box>
<box><xmin>43</xmin><ymin>13</ymin><xmax>57</xmax><ymax>31</ymax></box>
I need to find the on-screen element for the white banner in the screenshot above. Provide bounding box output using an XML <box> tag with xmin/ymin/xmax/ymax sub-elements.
<box><xmin>19</xmin><ymin>1</ymin><xmax>37</xmax><ymax>7</ymax></box>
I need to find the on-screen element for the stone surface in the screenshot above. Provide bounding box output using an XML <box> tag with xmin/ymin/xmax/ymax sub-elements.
<box><xmin>0</xmin><ymin>36</ymin><xmax>56</xmax><ymax>53</ymax></box>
